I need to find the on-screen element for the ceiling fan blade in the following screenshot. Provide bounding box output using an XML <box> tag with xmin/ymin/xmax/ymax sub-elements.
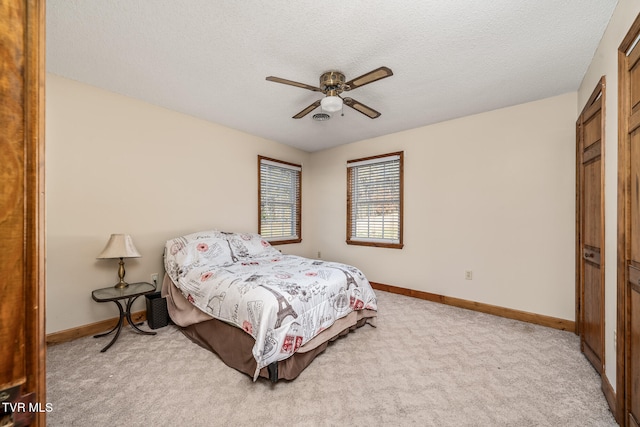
<box><xmin>344</xmin><ymin>66</ymin><xmax>393</xmax><ymax>91</ymax></box>
<box><xmin>266</xmin><ymin>76</ymin><xmax>323</xmax><ymax>92</ymax></box>
<box><xmin>343</xmin><ymin>97</ymin><xmax>381</xmax><ymax>119</ymax></box>
<box><xmin>292</xmin><ymin>100</ymin><xmax>322</xmax><ymax>119</ymax></box>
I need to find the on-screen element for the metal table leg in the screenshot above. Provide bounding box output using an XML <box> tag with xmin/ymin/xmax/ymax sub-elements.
<box><xmin>94</xmin><ymin>300</ymin><xmax>125</xmax><ymax>352</ymax></box>
<box><xmin>125</xmin><ymin>295</ymin><xmax>156</xmax><ymax>336</ymax></box>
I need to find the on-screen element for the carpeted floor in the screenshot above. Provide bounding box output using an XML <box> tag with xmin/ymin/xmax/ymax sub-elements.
<box><xmin>47</xmin><ymin>290</ymin><xmax>617</xmax><ymax>426</ymax></box>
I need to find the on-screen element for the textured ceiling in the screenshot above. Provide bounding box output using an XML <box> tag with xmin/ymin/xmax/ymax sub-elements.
<box><xmin>46</xmin><ymin>1</ymin><xmax>618</xmax><ymax>152</ymax></box>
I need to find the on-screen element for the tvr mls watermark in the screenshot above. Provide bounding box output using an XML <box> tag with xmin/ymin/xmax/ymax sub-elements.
<box><xmin>2</xmin><ymin>402</ymin><xmax>53</xmax><ymax>413</ymax></box>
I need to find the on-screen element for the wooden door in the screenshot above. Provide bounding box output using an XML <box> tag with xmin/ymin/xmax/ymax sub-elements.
<box><xmin>618</xmin><ymin>14</ymin><xmax>640</xmax><ymax>427</ymax></box>
<box><xmin>576</xmin><ymin>79</ymin><xmax>605</xmax><ymax>374</ymax></box>
<box><xmin>626</xmin><ymin>56</ymin><xmax>640</xmax><ymax>427</ymax></box>
<box><xmin>0</xmin><ymin>1</ymin><xmax>46</xmax><ymax>426</ymax></box>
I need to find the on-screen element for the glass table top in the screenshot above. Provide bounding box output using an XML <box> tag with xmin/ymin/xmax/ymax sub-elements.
<box><xmin>92</xmin><ymin>282</ymin><xmax>156</xmax><ymax>302</ymax></box>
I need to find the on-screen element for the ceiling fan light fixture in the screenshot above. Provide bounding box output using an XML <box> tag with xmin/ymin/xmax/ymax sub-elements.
<box><xmin>321</xmin><ymin>95</ymin><xmax>342</xmax><ymax>113</ymax></box>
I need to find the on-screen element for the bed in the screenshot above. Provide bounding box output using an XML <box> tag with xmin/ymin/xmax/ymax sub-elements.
<box><xmin>162</xmin><ymin>230</ymin><xmax>378</xmax><ymax>381</ymax></box>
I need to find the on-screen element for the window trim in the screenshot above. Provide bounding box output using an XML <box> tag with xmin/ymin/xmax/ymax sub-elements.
<box><xmin>258</xmin><ymin>155</ymin><xmax>302</xmax><ymax>245</ymax></box>
<box><xmin>346</xmin><ymin>151</ymin><xmax>404</xmax><ymax>249</ymax></box>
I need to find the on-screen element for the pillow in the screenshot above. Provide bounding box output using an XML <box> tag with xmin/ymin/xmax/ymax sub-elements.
<box><xmin>223</xmin><ymin>232</ymin><xmax>281</xmax><ymax>259</ymax></box>
<box><xmin>164</xmin><ymin>230</ymin><xmax>234</xmax><ymax>281</ymax></box>
<box><xmin>164</xmin><ymin>230</ymin><xmax>282</xmax><ymax>283</ymax></box>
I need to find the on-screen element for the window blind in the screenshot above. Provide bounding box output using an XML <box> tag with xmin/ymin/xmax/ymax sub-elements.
<box><xmin>347</xmin><ymin>153</ymin><xmax>402</xmax><ymax>246</ymax></box>
<box><xmin>259</xmin><ymin>157</ymin><xmax>301</xmax><ymax>243</ymax></box>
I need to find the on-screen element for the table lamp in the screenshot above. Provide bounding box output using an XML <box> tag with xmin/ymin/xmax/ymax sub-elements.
<box><xmin>97</xmin><ymin>234</ymin><xmax>141</xmax><ymax>289</ymax></box>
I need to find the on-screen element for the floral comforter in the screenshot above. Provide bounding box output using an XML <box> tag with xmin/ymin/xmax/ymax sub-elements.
<box><xmin>164</xmin><ymin>230</ymin><xmax>377</xmax><ymax>379</ymax></box>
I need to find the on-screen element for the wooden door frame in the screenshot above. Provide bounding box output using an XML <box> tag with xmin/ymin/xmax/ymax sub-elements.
<box><xmin>575</xmin><ymin>76</ymin><xmax>606</xmax><ymax>343</ymax></box>
<box><xmin>0</xmin><ymin>1</ymin><xmax>46</xmax><ymax>425</ymax></box>
<box><xmin>617</xmin><ymin>13</ymin><xmax>640</xmax><ymax>426</ymax></box>
<box><xmin>26</xmin><ymin>2</ymin><xmax>47</xmax><ymax>423</ymax></box>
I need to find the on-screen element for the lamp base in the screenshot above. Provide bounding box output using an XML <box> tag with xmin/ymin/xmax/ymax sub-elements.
<box><xmin>114</xmin><ymin>281</ymin><xmax>130</xmax><ymax>289</ymax></box>
<box><xmin>114</xmin><ymin>258</ymin><xmax>129</xmax><ymax>289</ymax></box>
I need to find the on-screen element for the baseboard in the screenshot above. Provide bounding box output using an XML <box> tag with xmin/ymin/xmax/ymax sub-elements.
<box><xmin>370</xmin><ymin>282</ymin><xmax>575</xmax><ymax>332</ymax></box>
<box><xmin>49</xmin><ymin>286</ymin><xmax>574</xmax><ymax>342</ymax></box>
<box><xmin>46</xmin><ymin>310</ymin><xmax>147</xmax><ymax>345</ymax></box>
<box><xmin>601</xmin><ymin>374</ymin><xmax>618</xmax><ymax>423</ymax></box>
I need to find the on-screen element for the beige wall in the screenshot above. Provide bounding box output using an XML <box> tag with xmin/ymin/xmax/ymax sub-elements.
<box><xmin>308</xmin><ymin>93</ymin><xmax>577</xmax><ymax>320</ymax></box>
<box><xmin>577</xmin><ymin>0</ymin><xmax>640</xmax><ymax>391</ymax></box>
<box><xmin>46</xmin><ymin>79</ymin><xmax>577</xmax><ymax>335</ymax></box>
<box><xmin>46</xmin><ymin>74</ymin><xmax>312</xmax><ymax>333</ymax></box>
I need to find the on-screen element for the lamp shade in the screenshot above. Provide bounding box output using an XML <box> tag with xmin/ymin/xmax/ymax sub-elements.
<box><xmin>321</xmin><ymin>95</ymin><xmax>343</xmax><ymax>113</ymax></box>
<box><xmin>97</xmin><ymin>234</ymin><xmax>141</xmax><ymax>259</ymax></box>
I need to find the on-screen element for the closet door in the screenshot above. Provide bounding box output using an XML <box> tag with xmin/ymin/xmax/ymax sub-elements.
<box><xmin>619</xmin><ymin>14</ymin><xmax>640</xmax><ymax>427</ymax></box>
<box><xmin>0</xmin><ymin>1</ymin><xmax>46</xmax><ymax>426</ymax></box>
<box><xmin>626</xmin><ymin>65</ymin><xmax>640</xmax><ymax>427</ymax></box>
<box><xmin>576</xmin><ymin>79</ymin><xmax>605</xmax><ymax>374</ymax></box>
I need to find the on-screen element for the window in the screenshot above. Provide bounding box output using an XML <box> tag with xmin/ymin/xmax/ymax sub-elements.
<box><xmin>258</xmin><ymin>156</ymin><xmax>301</xmax><ymax>244</ymax></box>
<box><xmin>347</xmin><ymin>151</ymin><xmax>403</xmax><ymax>248</ymax></box>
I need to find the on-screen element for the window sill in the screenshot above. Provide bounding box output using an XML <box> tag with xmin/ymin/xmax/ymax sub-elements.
<box><xmin>346</xmin><ymin>240</ymin><xmax>403</xmax><ymax>249</ymax></box>
<box><xmin>269</xmin><ymin>238</ymin><xmax>302</xmax><ymax>246</ymax></box>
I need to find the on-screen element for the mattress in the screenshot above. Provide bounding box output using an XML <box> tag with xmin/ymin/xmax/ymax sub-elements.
<box><xmin>163</xmin><ymin>273</ymin><xmax>376</xmax><ymax>380</ymax></box>
<box><xmin>162</xmin><ymin>230</ymin><xmax>378</xmax><ymax>380</ymax></box>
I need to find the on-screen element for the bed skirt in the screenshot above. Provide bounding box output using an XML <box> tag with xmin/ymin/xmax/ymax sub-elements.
<box><xmin>162</xmin><ymin>274</ymin><xmax>377</xmax><ymax>381</ymax></box>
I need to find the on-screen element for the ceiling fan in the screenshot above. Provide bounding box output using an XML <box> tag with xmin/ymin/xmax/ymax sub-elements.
<box><xmin>266</xmin><ymin>66</ymin><xmax>393</xmax><ymax>119</ymax></box>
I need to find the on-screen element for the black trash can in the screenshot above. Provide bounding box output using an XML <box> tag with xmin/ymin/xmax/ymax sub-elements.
<box><xmin>145</xmin><ymin>291</ymin><xmax>169</xmax><ymax>329</ymax></box>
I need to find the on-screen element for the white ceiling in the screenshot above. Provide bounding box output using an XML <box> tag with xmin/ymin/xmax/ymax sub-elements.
<box><xmin>46</xmin><ymin>1</ymin><xmax>618</xmax><ymax>152</ymax></box>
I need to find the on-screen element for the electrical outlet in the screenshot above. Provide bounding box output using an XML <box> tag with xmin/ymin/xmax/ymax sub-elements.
<box><xmin>465</xmin><ymin>270</ymin><xmax>473</xmax><ymax>280</ymax></box>
<box><xmin>151</xmin><ymin>273</ymin><xmax>159</xmax><ymax>287</ymax></box>
<box><xmin>317</xmin><ymin>251</ymin><xmax>321</xmax><ymax>259</ymax></box>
